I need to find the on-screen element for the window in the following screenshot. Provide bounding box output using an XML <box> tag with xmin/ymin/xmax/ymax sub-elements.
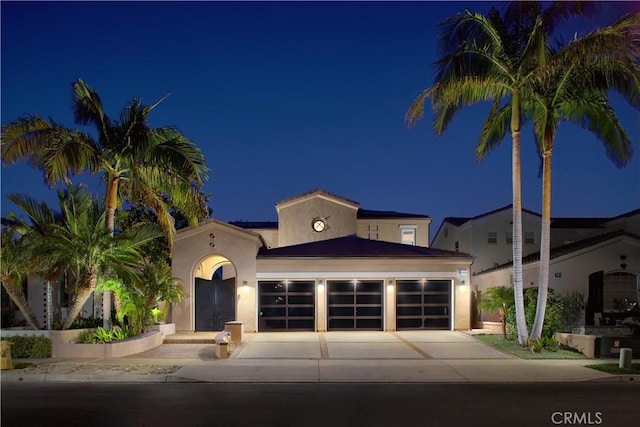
<box><xmin>454</xmin><ymin>241</ymin><xmax>459</xmax><ymax>251</ymax></box>
<box><xmin>506</xmin><ymin>231</ymin><xmax>513</xmax><ymax>244</ymax></box>
<box><xmin>487</xmin><ymin>231</ymin><xmax>497</xmax><ymax>244</ymax></box>
<box><xmin>400</xmin><ymin>226</ymin><xmax>416</xmax><ymax>246</ymax></box>
<box><xmin>525</xmin><ymin>231</ymin><xmax>535</xmax><ymax>244</ymax></box>
<box><xmin>444</xmin><ymin>228</ymin><xmax>449</xmax><ymax>238</ymax></box>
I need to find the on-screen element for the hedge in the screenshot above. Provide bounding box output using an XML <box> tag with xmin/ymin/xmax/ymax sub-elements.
<box><xmin>1</xmin><ymin>336</ymin><xmax>52</xmax><ymax>358</ymax></box>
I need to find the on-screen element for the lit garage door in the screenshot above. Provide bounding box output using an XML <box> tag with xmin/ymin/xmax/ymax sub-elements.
<box><xmin>396</xmin><ymin>280</ymin><xmax>451</xmax><ymax>330</ymax></box>
<box><xmin>327</xmin><ymin>280</ymin><xmax>383</xmax><ymax>330</ymax></box>
<box><xmin>258</xmin><ymin>280</ymin><xmax>315</xmax><ymax>331</ymax></box>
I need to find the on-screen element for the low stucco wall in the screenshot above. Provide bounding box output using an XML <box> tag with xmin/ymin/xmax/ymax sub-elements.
<box><xmin>54</xmin><ymin>331</ymin><xmax>162</xmax><ymax>358</ymax></box>
<box><xmin>555</xmin><ymin>332</ymin><xmax>598</xmax><ymax>358</ymax></box>
<box><xmin>147</xmin><ymin>323</ymin><xmax>176</xmax><ymax>338</ymax></box>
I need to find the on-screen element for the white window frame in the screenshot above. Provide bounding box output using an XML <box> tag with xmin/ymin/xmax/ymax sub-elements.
<box><xmin>399</xmin><ymin>225</ymin><xmax>417</xmax><ymax>246</ymax></box>
<box><xmin>487</xmin><ymin>231</ymin><xmax>498</xmax><ymax>244</ymax></box>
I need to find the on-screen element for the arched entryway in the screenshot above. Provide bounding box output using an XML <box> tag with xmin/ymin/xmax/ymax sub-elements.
<box><xmin>194</xmin><ymin>255</ymin><xmax>237</xmax><ymax>331</ymax></box>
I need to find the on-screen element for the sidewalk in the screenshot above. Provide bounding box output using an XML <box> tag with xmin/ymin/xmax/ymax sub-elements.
<box><xmin>2</xmin><ymin>331</ymin><xmax>638</xmax><ymax>384</ymax></box>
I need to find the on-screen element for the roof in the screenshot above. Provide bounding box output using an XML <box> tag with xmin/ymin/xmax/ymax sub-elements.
<box><xmin>275</xmin><ymin>189</ymin><xmax>359</xmax><ymax>209</ymax></box>
<box><xmin>357</xmin><ymin>209</ymin><xmax>430</xmax><ymax>220</ymax></box>
<box><xmin>475</xmin><ymin>230</ymin><xmax>640</xmax><ymax>275</ymax></box>
<box><xmin>550</xmin><ymin>217</ymin><xmax>607</xmax><ymax>229</ymax></box>
<box><xmin>442</xmin><ymin>204</ymin><xmax>541</xmax><ymax>228</ymax></box>
<box><xmin>257</xmin><ymin>235</ymin><xmax>470</xmax><ymax>259</ymax></box>
<box><xmin>229</xmin><ymin>221</ymin><xmax>278</xmax><ymax>230</ymax></box>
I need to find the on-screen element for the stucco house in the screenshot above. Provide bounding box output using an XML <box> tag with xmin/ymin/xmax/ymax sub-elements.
<box><xmin>431</xmin><ymin>206</ymin><xmax>640</xmax><ymax>331</ymax></box>
<box><xmin>170</xmin><ymin>189</ymin><xmax>473</xmax><ymax>333</ymax></box>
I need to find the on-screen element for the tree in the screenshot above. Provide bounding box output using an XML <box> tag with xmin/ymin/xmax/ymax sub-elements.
<box><xmin>405</xmin><ymin>2</ymin><xmax>599</xmax><ymax>346</ymax></box>
<box><xmin>2</xmin><ymin>78</ymin><xmax>209</xmax><ymax>327</ymax></box>
<box><xmin>476</xmin><ymin>12</ymin><xmax>640</xmax><ymax>340</ymax></box>
<box><xmin>0</xmin><ymin>229</ymin><xmax>42</xmax><ymax>330</ymax></box>
<box><xmin>8</xmin><ymin>185</ymin><xmax>162</xmax><ymax>329</ymax></box>
<box><xmin>477</xmin><ymin>286</ymin><xmax>514</xmax><ymax>339</ymax></box>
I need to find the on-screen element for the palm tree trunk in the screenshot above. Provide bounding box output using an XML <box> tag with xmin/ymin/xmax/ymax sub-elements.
<box><xmin>530</xmin><ymin>148</ymin><xmax>552</xmax><ymax>340</ymax></box>
<box><xmin>2</xmin><ymin>283</ymin><xmax>41</xmax><ymax>330</ymax></box>
<box><xmin>62</xmin><ymin>276</ymin><xmax>97</xmax><ymax>330</ymax></box>
<box><xmin>102</xmin><ymin>176</ymin><xmax>119</xmax><ymax>329</ymax></box>
<box><xmin>500</xmin><ymin>313</ymin><xmax>507</xmax><ymax>340</ymax></box>
<box><xmin>511</xmin><ymin>91</ymin><xmax>529</xmax><ymax>346</ymax></box>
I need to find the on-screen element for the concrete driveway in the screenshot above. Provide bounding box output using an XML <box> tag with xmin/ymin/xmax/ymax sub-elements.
<box><xmin>231</xmin><ymin>331</ymin><xmax>512</xmax><ymax>360</ymax></box>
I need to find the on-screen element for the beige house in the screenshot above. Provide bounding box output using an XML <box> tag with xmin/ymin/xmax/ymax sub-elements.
<box><xmin>171</xmin><ymin>189</ymin><xmax>472</xmax><ymax>333</ymax></box>
<box><xmin>432</xmin><ymin>206</ymin><xmax>640</xmax><ymax>332</ymax></box>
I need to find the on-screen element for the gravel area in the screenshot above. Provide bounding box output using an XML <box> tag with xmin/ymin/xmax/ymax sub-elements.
<box><xmin>10</xmin><ymin>363</ymin><xmax>182</xmax><ymax>376</ymax></box>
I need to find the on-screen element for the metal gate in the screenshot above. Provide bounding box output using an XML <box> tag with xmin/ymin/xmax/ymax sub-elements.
<box><xmin>327</xmin><ymin>280</ymin><xmax>383</xmax><ymax>330</ymax></box>
<box><xmin>396</xmin><ymin>279</ymin><xmax>451</xmax><ymax>330</ymax></box>
<box><xmin>195</xmin><ymin>278</ymin><xmax>236</xmax><ymax>331</ymax></box>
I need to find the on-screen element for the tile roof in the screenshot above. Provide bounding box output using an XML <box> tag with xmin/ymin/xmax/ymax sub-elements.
<box><xmin>357</xmin><ymin>209</ymin><xmax>430</xmax><ymax>219</ymax></box>
<box><xmin>550</xmin><ymin>217</ymin><xmax>607</xmax><ymax>229</ymax></box>
<box><xmin>475</xmin><ymin>230</ymin><xmax>640</xmax><ymax>275</ymax></box>
<box><xmin>229</xmin><ymin>221</ymin><xmax>278</xmax><ymax>230</ymax></box>
<box><xmin>442</xmin><ymin>204</ymin><xmax>541</xmax><ymax>227</ymax></box>
<box><xmin>257</xmin><ymin>235</ymin><xmax>471</xmax><ymax>259</ymax></box>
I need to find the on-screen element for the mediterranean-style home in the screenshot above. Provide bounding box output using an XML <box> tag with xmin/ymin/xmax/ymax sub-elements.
<box><xmin>431</xmin><ymin>206</ymin><xmax>640</xmax><ymax>331</ymax></box>
<box><xmin>4</xmin><ymin>191</ymin><xmax>637</xmax><ymax>337</ymax></box>
<box><xmin>170</xmin><ymin>189</ymin><xmax>473</xmax><ymax>333</ymax></box>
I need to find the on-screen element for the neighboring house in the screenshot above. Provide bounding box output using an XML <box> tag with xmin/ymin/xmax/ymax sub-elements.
<box><xmin>473</xmin><ymin>230</ymin><xmax>640</xmax><ymax>331</ymax></box>
<box><xmin>432</xmin><ymin>205</ymin><xmax>640</xmax><ymax>331</ymax></box>
<box><xmin>171</xmin><ymin>189</ymin><xmax>472</xmax><ymax>333</ymax></box>
<box><xmin>431</xmin><ymin>204</ymin><xmax>542</xmax><ymax>274</ymax></box>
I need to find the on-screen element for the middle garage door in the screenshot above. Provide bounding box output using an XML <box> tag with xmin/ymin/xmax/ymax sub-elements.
<box><xmin>327</xmin><ymin>280</ymin><xmax>383</xmax><ymax>330</ymax></box>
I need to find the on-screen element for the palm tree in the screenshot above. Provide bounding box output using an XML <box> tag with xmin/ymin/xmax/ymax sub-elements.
<box><xmin>8</xmin><ymin>185</ymin><xmax>162</xmax><ymax>329</ymax></box>
<box><xmin>477</xmin><ymin>286</ymin><xmax>514</xmax><ymax>339</ymax></box>
<box><xmin>406</xmin><ymin>2</ymin><xmax>599</xmax><ymax>346</ymax></box>
<box><xmin>476</xmin><ymin>13</ymin><xmax>640</xmax><ymax>340</ymax></box>
<box><xmin>2</xmin><ymin>78</ymin><xmax>209</xmax><ymax>327</ymax></box>
<box><xmin>0</xmin><ymin>228</ymin><xmax>42</xmax><ymax>330</ymax></box>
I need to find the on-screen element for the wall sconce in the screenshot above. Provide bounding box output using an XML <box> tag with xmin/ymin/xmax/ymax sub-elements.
<box><xmin>458</xmin><ymin>279</ymin><xmax>467</xmax><ymax>291</ymax></box>
<box><xmin>317</xmin><ymin>279</ymin><xmax>324</xmax><ymax>291</ymax></box>
<box><xmin>242</xmin><ymin>281</ymin><xmax>249</xmax><ymax>292</ymax></box>
<box><xmin>387</xmin><ymin>279</ymin><xmax>395</xmax><ymax>291</ymax></box>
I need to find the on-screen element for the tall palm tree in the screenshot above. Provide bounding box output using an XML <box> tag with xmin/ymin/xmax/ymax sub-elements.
<box><xmin>2</xmin><ymin>78</ymin><xmax>209</xmax><ymax>327</ymax></box>
<box><xmin>406</xmin><ymin>2</ymin><xmax>599</xmax><ymax>346</ymax></box>
<box><xmin>478</xmin><ymin>13</ymin><xmax>640</xmax><ymax>340</ymax></box>
<box><xmin>0</xmin><ymin>228</ymin><xmax>42</xmax><ymax>330</ymax></box>
<box><xmin>9</xmin><ymin>185</ymin><xmax>162</xmax><ymax>329</ymax></box>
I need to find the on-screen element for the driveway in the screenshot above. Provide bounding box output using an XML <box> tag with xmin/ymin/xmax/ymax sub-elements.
<box><xmin>135</xmin><ymin>331</ymin><xmax>513</xmax><ymax>360</ymax></box>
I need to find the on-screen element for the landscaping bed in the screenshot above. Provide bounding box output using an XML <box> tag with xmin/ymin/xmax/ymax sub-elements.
<box><xmin>585</xmin><ymin>363</ymin><xmax>640</xmax><ymax>375</ymax></box>
<box><xmin>476</xmin><ymin>335</ymin><xmax>589</xmax><ymax>359</ymax></box>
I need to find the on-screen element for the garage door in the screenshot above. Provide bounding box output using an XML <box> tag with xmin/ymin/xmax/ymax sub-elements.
<box><xmin>258</xmin><ymin>280</ymin><xmax>315</xmax><ymax>331</ymax></box>
<box><xmin>327</xmin><ymin>280</ymin><xmax>383</xmax><ymax>330</ymax></box>
<box><xmin>396</xmin><ymin>279</ymin><xmax>451</xmax><ymax>330</ymax></box>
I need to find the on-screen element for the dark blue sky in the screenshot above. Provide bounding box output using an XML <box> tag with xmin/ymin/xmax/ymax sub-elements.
<box><xmin>2</xmin><ymin>1</ymin><xmax>639</xmax><ymax>233</ymax></box>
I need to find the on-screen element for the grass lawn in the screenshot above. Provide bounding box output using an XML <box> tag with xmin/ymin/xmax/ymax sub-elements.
<box><xmin>586</xmin><ymin>363</ymin><xmax>640</xmax><ymax>375</ymax></box>
<box><xmin>475</xmin><ymin>335</ymin><xmax>588</xmax><ymax>359</ymax></box>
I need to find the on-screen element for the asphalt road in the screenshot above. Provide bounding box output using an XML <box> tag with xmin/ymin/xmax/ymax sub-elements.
<box><xmin>2</xmin><ymin>382</ymin><xmax>638</xmax><ymax>427</ymax></box>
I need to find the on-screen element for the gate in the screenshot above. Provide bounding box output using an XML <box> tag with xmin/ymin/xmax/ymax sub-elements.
<box><xmin>195</xmin><ymin>278</ymin><xmax>236</xmax><ymax>331</ymax></box>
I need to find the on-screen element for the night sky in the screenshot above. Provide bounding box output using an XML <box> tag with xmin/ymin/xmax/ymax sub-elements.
<box><xmin>2</xmin><ymin>1</ymin><xmax>639</xmax><ymax>234</ymax></box>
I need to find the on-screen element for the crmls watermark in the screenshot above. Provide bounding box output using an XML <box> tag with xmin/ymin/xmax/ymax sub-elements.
<box><xmin>551</xmin><ymin>412</ymin><xmax>603</xmax><ymax>425</ymax></box>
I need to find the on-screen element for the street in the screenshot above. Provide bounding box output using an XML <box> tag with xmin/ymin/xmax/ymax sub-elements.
<box><xmin>2</xmin><ymin>382</ymin><xmax>638</xmax><ymax>427</ymax></box>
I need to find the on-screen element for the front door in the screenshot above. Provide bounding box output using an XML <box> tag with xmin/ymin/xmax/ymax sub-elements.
<box><xmin>195</xmin><ymin>278</ymin><xmax>236</xmax><ymax>331</ymax></box>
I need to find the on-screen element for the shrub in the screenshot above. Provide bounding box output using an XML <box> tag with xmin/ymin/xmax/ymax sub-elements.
<box><xmin>1</xmin><ymin>336</ymin><xmax>51</xmax><ymax>358</ymax></box>
<box><xmin>505</xmin><ymin>287</ymin><xmax>565</xmax><ymax>339</ymax></box>
<box><xmin>77</xmin><ymin>326</ymin><xmax>130</xmax><ymax>344</ymax></box>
